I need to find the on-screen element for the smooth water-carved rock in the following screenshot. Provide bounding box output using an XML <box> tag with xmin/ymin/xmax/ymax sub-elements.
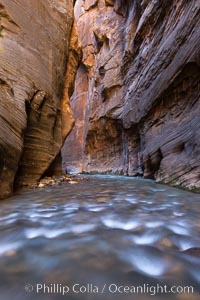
<box><xmin>62</xmin><ymin>0</ymin><xmax>127</xmax><ymax>174</ymax></box>
<box><xmin>63</xmin><ymin>0</ymin><xmax>200</xmax><ymax>191</ymax></box>
<box><xmin>0</xmin><ymin>0</ymin><xmax>74</xmax><ymax>198</ymax></box>
<box><xmin>123</xmin><ymin>1</ymin><xmax>200</xmax><ymax>190</ymax></box>
<box><xmin>62</xmin><ymin>63</ymin><xmax>88</xmax><ymax>173</ymax></box>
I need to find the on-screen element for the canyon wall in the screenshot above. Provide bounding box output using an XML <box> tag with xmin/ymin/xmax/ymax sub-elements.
<box><xmin>0</xmin><ymin>0</ymin><xmax>75</xmax><ymax>199</ymax></box>
<box><xmin>62</xmin><ymin>0</ymin><xmax>200</xmax><ymax>191</ymax></box>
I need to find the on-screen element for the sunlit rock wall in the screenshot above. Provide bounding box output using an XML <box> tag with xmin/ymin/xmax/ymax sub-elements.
<box><xmin>63</xmin><ymin>0</ymin><xmax>200</xmax><ymax>191</ymax></box>
<box><xmin>62</xmin><ymin>0</ymin><xmax>128</xmax><ymax>174</ymax></box>
<box><xmin>62</xmin><ymin>63</ymin><xmax>88</xmax><ymax>173</ymax></box>
<box><xmin>0</xmin><ymin>0</ymin><xmax>74</xmax><ymax>199</ymax></box>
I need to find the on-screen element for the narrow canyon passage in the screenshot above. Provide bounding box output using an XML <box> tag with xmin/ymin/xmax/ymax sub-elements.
<box><xmin>0</xmin><ymin>176</ymin><xmax>200</xmax><ymax>300</ymax></box>
<box><xmin>62</xmin><ymin>0</ymin><xmax>200</xmax><ymax>192</ymax></box>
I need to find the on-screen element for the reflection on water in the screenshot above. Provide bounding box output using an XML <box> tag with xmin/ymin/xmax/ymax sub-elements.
<box><xmin>0</xmin><ymin>175</ymin><xmax>200</xmax><ymax>300</ymax></box>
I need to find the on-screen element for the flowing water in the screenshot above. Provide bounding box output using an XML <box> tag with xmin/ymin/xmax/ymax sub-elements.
<box><xmin>0</xmin><ymin>175</ymin><xmax>200</xmax><ymax>300</ymax></box>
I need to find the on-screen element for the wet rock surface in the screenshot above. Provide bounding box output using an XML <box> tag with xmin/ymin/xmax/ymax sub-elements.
<box><xmin>0</xmin><ymin>175</ymin><xmax>200</xmax><ymax>299</ymax></box>
<box><xmin>36</xmin><ymin>175</ymin><xmax>79</xmax><ymax>188</ymax></box>
<box><xmin>0</xmin><ymin>0</ymin><xmax>74</xmax><ymax>199</ymax></box>
<box><xmin>62</xmin><ymin>0</ymin><xmax>200</xmax><ymax>191</ymax></box>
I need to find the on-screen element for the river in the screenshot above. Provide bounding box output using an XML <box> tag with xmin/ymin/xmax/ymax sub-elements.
<box><xmin>0</xmin><ymin>175</ymin><xmax>200</xmax><ymax>300</ymax></box>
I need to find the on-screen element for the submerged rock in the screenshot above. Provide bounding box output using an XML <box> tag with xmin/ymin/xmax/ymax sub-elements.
<box><xmin>0</xmin><ymin>175</ymin><xmax>200</xmax><ymax>299</ymax></box>
<box><xmin>182</xmin><ymin>248</ymin><xmax>200</xmax><ymax>257</ymax></box>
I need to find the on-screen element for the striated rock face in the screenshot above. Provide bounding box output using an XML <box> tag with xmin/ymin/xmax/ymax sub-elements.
<box><xmin>62</xmin><ymin>0</ymin><xmax>200</xmax><ymax>191</ymax></box>
<box><xmin>47</xmin><ymin>20</ymin><xmax>82</xmax><ymax>177</ymax></box>
<box><xmin>62</xmin><ymin>63</ymin><xmax>88</xmax><ymax>173</ymax></box>
<box><xmin>0</xmin><ymin>0</ymin><xmax>74</xmax><ymax>199</ymax></box>
<box><xmin>122</xmin><ymin>0</ymin><xmax>200</xmax><ymax>191</ymax></box>
<box><xmin>62</xmin><ymin>0</ymin><xmax>128</xmax><ymax>174</ymax></box>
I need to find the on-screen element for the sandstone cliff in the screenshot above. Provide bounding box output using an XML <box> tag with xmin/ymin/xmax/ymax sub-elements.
<box><xmin>0</xmin><ymin>0</ymin><xmax>75</xmax><ymax>199</ymax></box>
<box><xmin>62</xmin><ymin>0</ymin><xmax>200</xmax><ymax>191</ymax></box>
